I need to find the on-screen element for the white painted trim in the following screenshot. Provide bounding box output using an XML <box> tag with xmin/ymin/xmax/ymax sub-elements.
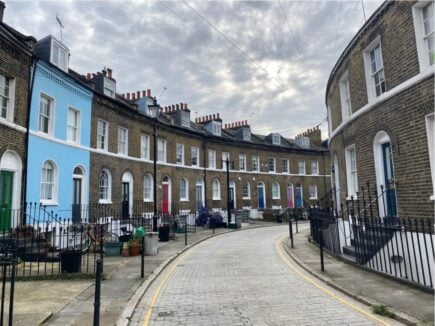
<box><xmin>0</xmin><ymin>118</ymin><xmax>26</xmax><ymax>133</ymax></box>
<box><xmin>412</xmin><ymin>1</ymin><xmax>434</xmax><ymax>73</ymax></box>
<box><xmin>329</xmin><ymin>69</ymin><xmax>435</xmax><ymax>144</ymax></box>
<box><xmin>0</xmin><ymin>151</ymin><xmax>22</xmax><ymax>223</ymax></box>
<box><xmin>425</xmin><ymin>112</ymin><xmax>435</xmax><ymax>196</ymax></box>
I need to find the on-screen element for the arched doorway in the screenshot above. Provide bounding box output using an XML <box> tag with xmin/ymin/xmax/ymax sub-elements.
<box><xmin>121</xmin><ymin>171</ymin><xmax>134</xmax><ymax>218</ymax></box>
<box><xmin>373</xmin><ymin>131</ymin><xmax>397</xmax><ymax>219</ymax></box>
<box><xmin>72</xmin><ymin>166</ymin><xmax>86</xmax><ymax>223</ymax></box>
<box><xmin>257</xmin><ymin>181</ymin><xmax>266</xmax><ymax>209</ymax></box>
<box><xmin>196</xmin><ymin>178</ymin><xmax>204</xmax><ymax>211</ymax></box>
<box><xmin>0</xmin><ymin>151</ymin><xmax>22</xmax><ymax>230</ymax></box>
<box><xmin>162</xmin><ymin>176</ymin><xmax>171</xmax><ymax>214</ymax></box>
<box><xmin>287</xmin><ymin>183</ymin><xmax>294</xmax><ymax>208</ymax></box>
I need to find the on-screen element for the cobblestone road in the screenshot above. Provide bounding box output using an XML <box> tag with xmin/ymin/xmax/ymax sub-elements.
<box><xmin>130</xmin><ymin>225</ymin><xmax>392</xmax><ymax>325</ymax></box>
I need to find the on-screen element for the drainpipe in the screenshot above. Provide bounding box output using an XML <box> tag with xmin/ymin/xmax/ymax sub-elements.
<box><xmin>202</xmin><ymin>135</ymin><xmax>207</xmax><ymax>208</ymax></box>
<box><xmin>22</xmin><ymin>57</ymin><xmax>38</xmax><ymax>224</ymax></box>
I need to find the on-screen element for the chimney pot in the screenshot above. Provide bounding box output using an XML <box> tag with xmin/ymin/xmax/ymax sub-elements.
<box><xmin>217</xmin><ymin>113</ymin><xmax>220</xmax><ymax>119</ymax></box>
<box><xmin>147</xmin><ymin>89</ymin><xmax>151</xmax><ymax>97</ymax></box>
<box><xmin>212</xmin><ymin>114</ymin><xmax>216</xmax><ymax>120</ymax></box>
<box><xmin>102</xmin><ymin>69</ymin><xmax>107</xmax><ymax>76</ymax></box>
<box><xmin>0</xmin><ymin>2</ymin><xmax>5</xmax><ymax>23</ymax></box>
<box><xmin>126</xmin><ymin>93</ymin><xmax>130</xmax><ymax>100</ymax></box>
<box><xmin>142</xmin><ymin>90</ymin><xmax>146</xmax><ymax>97</ymax></box>
<box><xmin>86</xmin><ymin>73</ymin><xmax>91</xmax><ymax>79</ymax></box>
<box><xmin>132</xmin><ymin>93</ymin><xmax>136</xmax><ymax>100</ymax></box>
<box><xmin>137</xmin><ymin>91</ymin><xmax>140</xmax><ymax>99</ymax></box>
<box><xmin>176</xmin><ymin>104</ymin><xmax>179</xmax><ymax>110</ymax></box>
<box><xmin>107</xmin><ymin>68</ymin><xmax>112</xmax><ymax>78</ymax></box>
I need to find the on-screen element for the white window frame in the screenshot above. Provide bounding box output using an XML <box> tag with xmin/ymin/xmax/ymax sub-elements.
<box><xmin>272</xmin><ymin>133</ymin><xmax>281</xmax><ymax>145</ymax></box>
<box><xmin>242</xmin><ymin>128</ymin><xmax>251</xmax><ymax>141</ymax></box>
<box><xmin>40</xmin><ymin>160</ymin><xmax>58</xmax><ymax>205</ymax></box>
<box><xmin>117</xmin><ymin>127</ymin><xmax>128</xmax><ymax>156</ymax></box>
<box><xmin>282</xmin><ymin>159</ymin><xmax>289</xmax><ymax>174</ymax></box>
<box><xmin>268</xmin><ymin>157</ymin><xmax>276</xmax><ymax>173</ymax></box>
<box><xmin>97</xmin><ymin>119</ymin><xmax>108</xmax><ymax>151</ymax></box>
<box><xmin>252</xmin><ymin>155</ymin><xmax>259</xmax><ymax>172</ymax></box>
<box><xmin>181</xmin><ymin>111</ymin><xmax>190</xmax><ymax>128</ymax></box>
<box><xmin>272</xmin><ymin>182</ymin><xmax>280</xmax><ymax>199</ymax></box>
<box><xmin>311</xmin><ymin>161</ymin><xmax>319</xmax><ymax>175</ymax></box>
<box><xmin>157</xmin><ymin>139</ymin><xmax>167</xmax><ymax>162</ymax></box>
<box><xmin>143</xmin><ymin>174</ymin><xmax>153</xmax><ymax>202</ymax></box>
<box><xmin>239</xmin><ymin>154</ymin><xmax>247</xmax><ymax>171</ymax></box>
<box><xmin>67</xmin><ymin>107</ymin><xmax>81</xmax><ymax>144</ymax></box>
<box><xmin>222</xmin><ymin>152</ymin><xmax>230</xmax><ymax>170</ymax></box>
<box><xmin>212</xmin><ymin>179</ymin><xmax>221</xmax><ymax>200</ymax></box>
<box><xmin>212</xmin><ymin>121</ymin><xmax>221</xmax><ymax>136</ymax></box>
<box><xmin>426</xmin><ymin>113</ymin><xmax>435</xmax><ymax>199</ymax></box>
<box><xmin>0</xmin><ymin>74</ymin><xmax>15</xmax><ymax>122</ymax></box>
<box><xmin>339</xmin><ymin>71</ymin><xmax>352</xmax><ymax>121</ymax></box>
<box><xmin>140</xmin><ymin>134</ymin><xmax>150</xmax><ymax>160</ymax></box>
<box><xmin>51</xmin><ymin>39</ymin><xmax>68</xmax><ymax>72</ymax></box>
<box><xmin>309</xmin><ymin>184</ymin><xmax>318</xmax><ymax>200</ymax></box>
<box><xmin>39</xmin><ymin>93</ymin><xmax>55</xmax><ymax>136</ymax></box>
<box><xmin>208</xmin><ymin>149</ymin><xmax>216</xmax><ymax>169</ymax></box>
<box><xmin>180</xmin><ymin>178</ymin><xmax>189</xmax><ymax>201</ymax></box>
<box><xmin>99</xmin><ymin>169</ymin><xmax>112</xmax><ymax>204</ymax></box>
<box><xmin>345</xmin><ymin>144</ymin><xmax>359</xmax><ymax>198</ymax></box>
<box><xmin>191</xmin><ymin>147</ymin><xmax>199</xmax><ymax>167</ymax></box>
<box><xmin>242</xmin><ymin>180</ymin><xmax>250</xmax><ymax>199</ymax></box>
<box><xmin>176</xmin><ymin>143</ymin><xmax>185</xmax><ymax>165</ymax></box>
<box><xmin>363</xmin><ymin>36</ymin><xmax>386</xmax><ymax>102</ymax></box>
<box><xmin>298</xmin><ymin>160</ymin><xmax>306</xmax><ymax>175</ymax></box>
<box><xmin>413</xmin><ymin>1</ymin><xmax>435</xmax><ymax>72</ymax></box>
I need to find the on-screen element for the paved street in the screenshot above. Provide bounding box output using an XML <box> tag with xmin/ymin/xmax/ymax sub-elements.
<box><xmin>130</xmin><ymin>225</ymin><xmax>396</xmax><ymax>325</ymax></box>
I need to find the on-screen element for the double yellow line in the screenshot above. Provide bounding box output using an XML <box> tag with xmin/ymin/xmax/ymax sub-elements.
<box><xmin>274</xmin><ymin>235</ymin><xmax>390</xmax><ymax>326</ymax></box>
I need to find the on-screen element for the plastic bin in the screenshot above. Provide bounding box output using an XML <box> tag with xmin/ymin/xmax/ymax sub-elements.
<box><xmin>60</xmin><ymin>251</ymin><xmax>82</xmax><ymax>273</ymax></box>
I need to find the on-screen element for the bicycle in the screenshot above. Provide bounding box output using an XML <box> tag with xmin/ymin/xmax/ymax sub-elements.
<box><xmin>72</xmin><ymin>223</ymin><xmax>119</xmax><ymax>252</ymax></box>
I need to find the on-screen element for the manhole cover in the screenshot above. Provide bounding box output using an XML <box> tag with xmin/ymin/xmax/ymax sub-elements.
<box><xmin>158</xmin><ymin>311</ymin><xmax>174</xmax><ymax>317</ymax></box>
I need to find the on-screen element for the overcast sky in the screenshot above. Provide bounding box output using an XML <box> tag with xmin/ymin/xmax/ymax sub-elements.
<box><xmin>5</xmin><ymin>0</ymin><xmax>383</xmax><ymax>139</ymax></box>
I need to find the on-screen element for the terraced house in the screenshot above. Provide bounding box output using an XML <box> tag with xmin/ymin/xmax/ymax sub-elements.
<box><xmin>0</xmin><ymin>4</ymin><xmax>35</xmax><ymax>230</ymax></box>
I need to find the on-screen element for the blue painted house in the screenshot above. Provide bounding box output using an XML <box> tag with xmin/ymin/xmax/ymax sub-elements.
<box><xmin>27</xmin><ymin>35</ymin><xmax>93</xmax><ymax>222</ymax></box>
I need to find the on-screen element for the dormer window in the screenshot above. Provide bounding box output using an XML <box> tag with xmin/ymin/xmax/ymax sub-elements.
<box><xmin>272</xmin><ymin>133</ymin><xmax>281</xmax><ymax>145</ymax></box>
<box><xmin>181</xmin><ymin>111</ymin><xmax>190</xmax><ymax>128</ymax></box>
<box><xmin>104</xmin><ymin>78</ymin><xmax>116</xmax><ymax>99</ymax></box>
<box><xmin>242</xmin><ymin>128</ymin><xmax>251</xmax><ymax>141</ymax></box>
<box><xmin>51</xmin><ymin>39</ymin><xmax>68</xmax><ymax>72</ymax></box>
<box><xmin>212</xmin><ymin>121</ymin><xmax>221</xmax><ymax>136</ymax></box>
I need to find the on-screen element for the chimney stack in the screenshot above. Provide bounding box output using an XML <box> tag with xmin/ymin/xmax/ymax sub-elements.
<box><xmin>142</xmin><ymin>90</ymin><xmax>146</xmax><ymax>97</ymax></box>
<box><xmin>0</xmin><ymin>2</ymin><xmax>5</xmax><ymax>23</ymax></box>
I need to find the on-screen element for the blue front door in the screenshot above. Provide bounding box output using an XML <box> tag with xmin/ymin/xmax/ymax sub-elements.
<box><xmin>258</xmin><ymin>185</ymin><xmax>265</xmax><ymax>209</ymax></box>
<box><xmin>295</xmin><ymin>186</ymin><xmax>303</xmax><ymax>208</ymax></box>
<box><xmin>382</xmin><ymin>143</ymin><xmax>397</xmax><ymax>219</ymax></box>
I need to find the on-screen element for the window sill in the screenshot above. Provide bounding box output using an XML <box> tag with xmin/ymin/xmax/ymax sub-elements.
<box><xmin>346</xmin><ymin>196</ymin><xmax>358</xmax><ymax>201</ymax></box>
<box><xmin>143</xmin><ymin>199</ymin><xmax>153</xmax><ymax>203</ymax></box>
<box><xmin>212</xmin><ymin>198</ymin><xmax>221</xmax><ymax>201</ymax></box>
<box><xmin>242</xmin><ymin>197</ymin><xmax>251</xmax><ymax>200</ymax></box>
<box><xmin>40</xmin><ymin>200</ymin><xmax>58</xmax><ymax>206</ymax></box>
<box><xmin>430</xmin><ymin>195</ymin><xmax>435</xmax><ymax>201</ymax></box>
<box><xmin>180</xmin><ymin>199</ymin><xmax>189</xmax><ymax>202</ymax></box>
<box><xmin>309</xmin><ymin>197</ymin><xmax>318</xmax><ymax>200</ymax></box>
<box><xmin>98</xmin><ymin>200</ymin><xmax>112</xmax><ymax>204</ymax></box>
<box><xmin>272</xmin><ymin>197</ymin><xmax>281</xmax><ymax>200</ymax></box>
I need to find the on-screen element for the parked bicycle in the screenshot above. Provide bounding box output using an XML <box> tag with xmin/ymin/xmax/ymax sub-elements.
<box><xmin>72</xmin><ymin>223</ymin><xmax>119</xmax><ymax>252</ymax></box>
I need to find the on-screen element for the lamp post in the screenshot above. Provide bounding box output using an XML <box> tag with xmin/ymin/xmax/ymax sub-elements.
<box><xmin>223</xmin><ymin>158</ymin><xmax>233</xmax><ymax>226</ymax></box>
<box><xmin>148</xmin><ymin>97</ymin><xmax>160</xmax><ymax>232</ymax></box>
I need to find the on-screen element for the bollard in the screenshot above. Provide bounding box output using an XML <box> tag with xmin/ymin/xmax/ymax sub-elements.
<box><xmin>141</xmin><ymin>236</ymin><xmax>145</xmax><ymax>278</ymax></box>
<box><xmin>295</xmin><ymin>218</ymin><xmax>299</xmax><ymax>234</ymax></box>
<box><xmin>289</xmin><ymin>219</ymin><xmax>294</xmax><ymax>249</ymax></box>
<box><xmin>319</xmin><ymin>228</ymin><xmax>324</xmax><ymax>272</ymax></box>
<box><xmin>185</xmin><ymin>219</ymin><xmax>188</xmax><ymax>246</ymax></box>
<box><xmin>93</xmin><ymin>259</ymin><xmax>102</xmax><ymax>326</ymax></box>
<box><xmin>99</xmin><ymin>225</ymin><xmax>104</xmax><ymax>274</ymax></box>
<box><xmin>8</xmin><ymin>257</ymin><xmax>17</xmax><ymax>326</ymax></box>
<box><xmin>1</xmin><ymin>262</ymin><xmax>6</xmax><ymax>325</ymax></box>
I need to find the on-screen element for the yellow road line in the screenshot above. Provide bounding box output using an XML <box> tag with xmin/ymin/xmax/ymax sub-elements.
<box><xmin>142</xmin><ymin>250</ymin><xmax>193</xmax><ymax>326</ymax></box>
<box><xmin>275</xmin><ymin>235</ymin><xmax>390</xmax><ymax>326</ymax></box>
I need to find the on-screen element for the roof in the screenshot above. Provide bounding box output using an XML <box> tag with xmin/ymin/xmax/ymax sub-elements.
<box><xmin>0</xmin><ymin>21</ymin><xmax>36</xmax><ymax>56</ymax></box>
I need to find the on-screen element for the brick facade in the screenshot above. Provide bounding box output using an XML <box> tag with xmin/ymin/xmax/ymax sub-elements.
<box><xmin>326</xmin><ymin>1</ymin><xmax>434</xmax><ymax>220</ymax></box>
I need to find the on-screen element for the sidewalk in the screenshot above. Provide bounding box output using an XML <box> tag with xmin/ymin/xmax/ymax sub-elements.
<box><xmin>8</xmin><ymin>220</ymin><xmax>275</xmax><ymax>326</ymax></box>
<box><xmin>283</xmin><ymin>224</ymin><xmax>434</xmax><ymax>326</ymax></box>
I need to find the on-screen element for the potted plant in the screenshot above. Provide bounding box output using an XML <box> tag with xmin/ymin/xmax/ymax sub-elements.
<box><xmin>128</xmin><ymin>235</ymin><xmax>141</xmax><ymax>256</ymax></box>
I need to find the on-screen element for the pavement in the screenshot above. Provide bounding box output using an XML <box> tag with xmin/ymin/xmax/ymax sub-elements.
<box><xmin>4</xmin><ymin>220</ymin><xmax>434</xmax><ymax>325</ymax></box>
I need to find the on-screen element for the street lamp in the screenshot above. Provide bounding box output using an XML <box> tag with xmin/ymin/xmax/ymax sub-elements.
<box><xmin>148</xmin><ymin>97</ymin><xmax>160</xmax><ymax>232</ymax></box>
<box><xmin>223</xmin><ymin>158</ymin><xmax>233</xmax><ymax>227</ymax></box>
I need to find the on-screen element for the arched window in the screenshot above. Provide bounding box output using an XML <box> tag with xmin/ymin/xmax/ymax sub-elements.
<box><xmin>143</xmin><ymin>174</ymin><xmax>153</xmax><ymax>202</ymax></box>
<box><xmin>272</xmin><ymin>181</ymin><xmax>280</xmax><ymax>199</ymax></box>
<box><xmin>99</xmin><ymin>169</ymin><xmax>112</xmax><ymax>203</ymax></box>
<box><xmin>180</xmin><ymin>178</ymin><xmax>188</xmax><ymax>201</ymax></box>
<box><xmin>242</xmin><ymin>181</ymin><xmax>250</xmax><ymax>199</ymax></box>
<box><xmin>41</xmin><ymin>160</ymin><xmax>57</xmax><ymax>203</ymax></box>
<box><xmin>212</xmin><ymin>179</ymin><xmax>221</xmax><ymax>200</ymax></box>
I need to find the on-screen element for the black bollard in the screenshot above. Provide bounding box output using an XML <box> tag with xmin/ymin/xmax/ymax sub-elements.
<box><xmin>185</xmin><ymin>219</ymin><xmax>188</xmax><ymax>246</ymax></box>
<box><xmin>289</xmin><ymin>219</ymin><xmax>294</xmax><ymax>249</ymax></box>
<box><xmin>93</xmin><ymin>259</ymin><xmax>102</xmax><ymax>326</ymax></box>
<box><xmin>319</xmin><ymin>228</ymin><xmax>324</xmax><ymax>272</ymax></box>
<box><xmin>295</xmin><ymin>218</ymin><xmax>299</xmax><ymax>234</ymax></box>
<box><xmin>8</xmin><ymin>258</ymin><xmax>17</xmax><ymax>326</ymax></box>
<box><xmin>141</xmin><ymin>236</ymin><xmax>145</xmax><ymax>278</ymax></box>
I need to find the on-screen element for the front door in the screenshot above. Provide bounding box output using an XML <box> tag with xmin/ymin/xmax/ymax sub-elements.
<box><xmin>162</xmin><ymin>183</ymin><xmax>169</xmax><ymax>214</ymax></box>
<box><xmin>287</xmin><ymin>185</ymin><xmax>294</xmax><ymax>208</ymax></box>
<box><xmin>258</xmin><ymin>184</ymin><xmax>265</xmax><ymax>209</ymax></box>
<box><xmin>295</xmin><ymin>185</ymin><xmax>303</xmax><ymax>208</ymax></box>
<box><xmin>122</xmin><ymin>182</ymin><xmax>129</xmax><ymax>219</ymax></box>
<box><xmin>382</xmin><ymin>143</ymin><xmax>397</xmax><ymax>218</ymax></box>
<box><xmin>72</xmin><ymin>178</ymin><xmax>82</xmax><ymax>223</ymax></box>
<box><xmin>229</xmin><ymin>186</ymin><xmax>235</xmax><ymax>209</ymax></box>
<box><xmin>0</xmin><ymin>171</ymin><xmax>13</xmax><ymax>231</ymax></box>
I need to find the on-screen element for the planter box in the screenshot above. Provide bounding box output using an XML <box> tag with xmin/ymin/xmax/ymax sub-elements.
<box><xmin>105</xmin><ymin>242</ymin><xmax>122</xmax><ymax>256</ymax></box>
